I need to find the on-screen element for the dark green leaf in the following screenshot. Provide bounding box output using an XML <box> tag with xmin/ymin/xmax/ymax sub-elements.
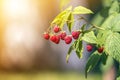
<box><xmin>85</xmin><ymin>51</ymin><xmax>101</xmax><ymax>78</ymax></box>
<box><xmin>101</xmin><ymin>53</ymin><xmax>108</xmax><ymax>65</ymax></box>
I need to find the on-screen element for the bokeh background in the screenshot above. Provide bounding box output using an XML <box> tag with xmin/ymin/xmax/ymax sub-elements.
<box><xmin>0</xmin><ymin>0</ymin><xmax>108</xmax><ymax>80</ymax></box>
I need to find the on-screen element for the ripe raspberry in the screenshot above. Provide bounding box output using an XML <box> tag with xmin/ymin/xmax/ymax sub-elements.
<box><xmin>86</xmin><ymin>44</ymin><xmax>93</xmax><ymax>52</ymax></box>
<box><xmin>50</xmin><ymin>35</ymin><xmax>57</xmax><ymax>42</ymax></box>
<box><xmin>97</xmin><ymin>47</ymin><xmax>104</xmax><ymax>53</ymax></box>
<box><xmin>72</xmin><ymin>31</ymin><xmax>81</xmax><ymax>39</ymax></box>
<box><xmin>43</xmin><ymin>33</ymin><xmax>50</xmax><ymax>40</ymax></box>
<box><xmin>55</xmin><ymin>35</ymin><xmax>60</xmax><ymax>44</ymax></box>
<box><xmin>64</xmin><ymin>35</ymin><xmax>72</xmax><ymax>44</ymax></box>
<box><xmin>59</xmin><ymin>31</ymin><xmax>66</xmax><ymax>40</ymax></box>
<box><xmin>53</xmin><ymin>26</ymin><xmax>60</xmax><ymax>33</ymax></box>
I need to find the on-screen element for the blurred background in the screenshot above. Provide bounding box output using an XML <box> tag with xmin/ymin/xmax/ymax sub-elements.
<box><xmin>0</xmin><ymin>0</ymin><xmax>104</xmax><ymax>80</ymax></box>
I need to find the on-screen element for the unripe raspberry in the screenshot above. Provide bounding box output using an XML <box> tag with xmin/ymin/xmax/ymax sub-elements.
<box><xmin>50</xmin><ymin>35</ymin><xmax>57</xmax><ymax>42</ymax></box>
<box><xmin>55</xmin><ymin>35</ymin><xmax>60</xmax><ymax>44</ymax></box>
<box><xmin>64</xmin><ymin>35</ymin><xmax>72</xmax><ymax>44</ymax></box>
<box><xmin>72</xmin><ymin>31</ymin><xmax>81</xmax><ymax>39</ymax></box>
<box><xmin>53</xmin><ymin>26</ymin><xmax>60</xmax><ymax>33</ymax></box>
<box><xmin>86</xmin><ymin>44</ymin><xmax>93</xmax><ymax>52</ymax></box>
<box><xmin>59</xmin><ymin>31</ymin><xmax>66</xmax><ymax>40</ymax></box>
<box><xmin>43</xmin><ymin>33</ymin><xmax>50</xmax><ymax>40</ymax></box>
<box><xmin>97</xmin><ymin>47</ymin><xmax>104</xmax><ymax>53</ymax></box>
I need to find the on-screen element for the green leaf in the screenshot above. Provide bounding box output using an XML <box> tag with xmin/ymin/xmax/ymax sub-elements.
<box><xmin>105</xmin><ymin>32</ymin><xmax>120</xmax><ymax>62</ymax></box>
<box><xmin>101</xmin><ymin>14</ymin><xmax>120</xmax><ymax>32</ymax></box>
<box><xmin>82</xmin><ymin>31</ymin><xmax>97</xmax><ymax>44</ymax></box>
<box><xmin>66</xmin><ymin>45</ymin><xmax>74</xmax><ymax>63</ymax></box>
<box><xmin>109</xmin><ymin>0</ymin><xmax>119</xmax><ymax>15</ymax></box>
<box><xmin>51</xmin><ymin>6</ymin><xmax>72</xmax><ymax>29</ymax></box>
<box><xmin>97</xmin><ymin>30</ymin><xmax>112</xmax><ymax>46</ymax></box>
<box><xmin>117</xmin><ymin>76</ymin><xmax>120</xmax><ymax>80</ymax></box>
<box><xmin>101</xmin><ymin>52</ymin><xmax>108</xmax><ymax>65</ymax></box>
<box><xmin>73</xmin><ymin>6</ymin><xmax>93</xmax><ymax>14</ymax></box>
<box><xmin>75</xmin><ymin>40</ymin><xmax>83</xmax><ymax>58</ymax></box>
<box><xmin>67</xmin><ymin>12</ymin><xmax>74</xmax><ymax>32</ymax></box>
<box><xmin>100</xmin><ymin>56</ymin><xmax>114</xmax><ymax>73</ymax></box>
<box><xmin>52</xmin><ymin>10</ymin><xmax>66</xmax><ymax>24</ymax></box>
<box><xmin>85</xmin><ymin>51</ymin><xmax>101</xmax><ymax>78</ymax></box>
<box><xmin>81</xmin><ymin>24</ymin><xmax>86</xmax><ymax>31</ymax></box>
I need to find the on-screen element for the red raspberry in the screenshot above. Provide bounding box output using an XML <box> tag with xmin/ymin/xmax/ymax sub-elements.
<box><xmin>97</xmin><ymin>47</ymin><xmax>104</xmax><ymax>53</ymax></box>
<box><xmin>50</xmin><ymin>35</ymin><xmax>57</xmax><ymax>42</ymax></box>
<box><xmin>43</xmin><ymin>33</ymin><xmax>50</xmax><ymax>40</ymax></box>
<box><xmin>53</xmin><ymin>26</ymin><xmax>60</xmax><ymax>33</ymax></box>
<box><xmin>55</xmin><ymin>35</ymin><xmax>60</xmax><ymax>44</ymax></box>
<box><xmin>72</xmin><ymin>31</ymin><xmax>80</xmax><ymax>39</ymax></box>
<box><xmin>86</xmin><ymin>44</ymin><xmax>93</xmax><ymax>52</ymax></box>
<box><xmin>59</xmin><ymin>31</ymin><xmax>66</xmax><ymax>40</ymax></box>
<box><xmin>64</xmin><ymin>35</ymin><xmax>72</xmax><ymax>44</ymax></box>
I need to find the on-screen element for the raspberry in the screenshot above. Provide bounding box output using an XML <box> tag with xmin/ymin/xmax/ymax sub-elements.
<box><xmin>53</xmin><ymin>26</ymin><xmax>60</xmax><ymax>33</ymax></box>
<box><xmin>50</xmin><ymin>35</ymin><xmax>57</xmax><ymax>42</ymax></box>
<box><xmin>86</xmin><ymin>44</ymin><xmax>93</xmax><ymax>52</ymax></box>
<box><xmin>97</xmin><ymin>47</ymin><xmax>104</xmax><ymax>53</ymax></box>
<box><xmin>59</xmin><ymin>31</ymin><xmax>66</xmax><ymax>40</ymax></box>
<box><xmin>64</xmin><ymin>35</ymin><xmax>72</xmax><ymax>44</ymax></box>
<box><xmin>55</xmin><ymin>35</ymin><xmax>60</xmax><ymax>44</ymax></box>
<box><xmin>72</xmin><ymin>31</ymin><xmax>80</xmax><ymax>39</ymax></box>
<box><xmin>43</xmin><ymin>33</ymin><xmax>50</xmax><ymax>40</ymax></box>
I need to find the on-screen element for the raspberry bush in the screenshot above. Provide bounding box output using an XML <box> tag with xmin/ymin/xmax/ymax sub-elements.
<box><xmin>43</xmin><ymin>0</ymin><xmax>120</xmax><ymax>79</ymax></box>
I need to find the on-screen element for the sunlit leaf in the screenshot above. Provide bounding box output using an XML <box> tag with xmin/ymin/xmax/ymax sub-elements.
<box><xmin>105</xmin><ymin>32</ymin><xmax>120</xmax><ymax>62</ymax></box>
<box><xmin>109</xmin><ymin>0</ymin><xmax>119</xmax><ymax>15</ymax></box>
<box><xmin>73</xmin><ymin>6</ymin><xmax>93</xmax><ymax>14</ymax></box>
<box><xmin>75</xmin><ymin>40</ymin><xmax>83</xmax><ymax>58</ymax></box>
<box><xmin>82</xmin><ymin>31</ymin><xmax>97</xmax><ymax>44</ymax></box>
<box><xmin>67</xmin><ymin>12</ymin><xmax>74</xmax><ymax>32</ymax></box>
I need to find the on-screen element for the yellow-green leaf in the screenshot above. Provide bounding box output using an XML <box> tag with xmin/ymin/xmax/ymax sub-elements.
<box><xmin>73</xmin><ymin>6</ymin><xmax>93</xmax><ymax>14</ymax></box>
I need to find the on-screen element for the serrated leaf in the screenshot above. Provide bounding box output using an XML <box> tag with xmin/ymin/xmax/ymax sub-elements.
<box><xmin>82</xmin><ymin>31</ymin><xmax>97</xmax><ymax>44</ymax></box>
<box><xmin>97</xmin><ymin>30</ymin><xmax>112</xmax><ymax>46</ymax></box>
<box><xmin>101</xmin><ymin>14</ymin><xmax>120</xmax><ymax>32</ymax></box>
<box><xmin>67</xmin><ymin>12</ymin><xmax>74</xmax><ymax>32</ymax></box>
<box><xmin>85</xmin><ymin>51</ymin><xmax>101</xmax><ymax>78</ymax></box>
<box><xmin>109</xmin><ymin>0</ymin><xmax>119</xmax><ymax>15</ymax></box>
<box><xmin>66</xmin><ymin>45</ymin><xmax>74</xmax><ymax>63</ymax></box>
<box><xmin>105</xmin><ymin>32</ymin><xmax>120</xmax><ymax>62</ymax></box>
<box><xmin>73</xmin><ymin>6</ymin><xmax>93</xmax><ymax>14</ymax></box>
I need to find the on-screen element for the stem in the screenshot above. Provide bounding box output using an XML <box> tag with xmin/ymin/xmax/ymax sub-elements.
<box><xmin>79</xmin><ymin>16</ymin><xmax>105</xmax><ymax>30</ymax></box>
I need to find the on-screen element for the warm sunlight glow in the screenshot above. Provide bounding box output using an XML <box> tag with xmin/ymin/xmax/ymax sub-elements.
<box><xmin>3</xmin><ymin>0</ymin><xmax>29</xmax><ymax>18</ymax></box>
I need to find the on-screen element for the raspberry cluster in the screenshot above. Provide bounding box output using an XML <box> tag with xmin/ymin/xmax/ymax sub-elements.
<box><xmin>43</xmin><ymin>25</ymin><xmax>81</xmax><ymax>44</ymax></box>
<box><xmin>86</xmin><ymin>44</ymin><xmax>104</xmax><ymax>53</ymax></box>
